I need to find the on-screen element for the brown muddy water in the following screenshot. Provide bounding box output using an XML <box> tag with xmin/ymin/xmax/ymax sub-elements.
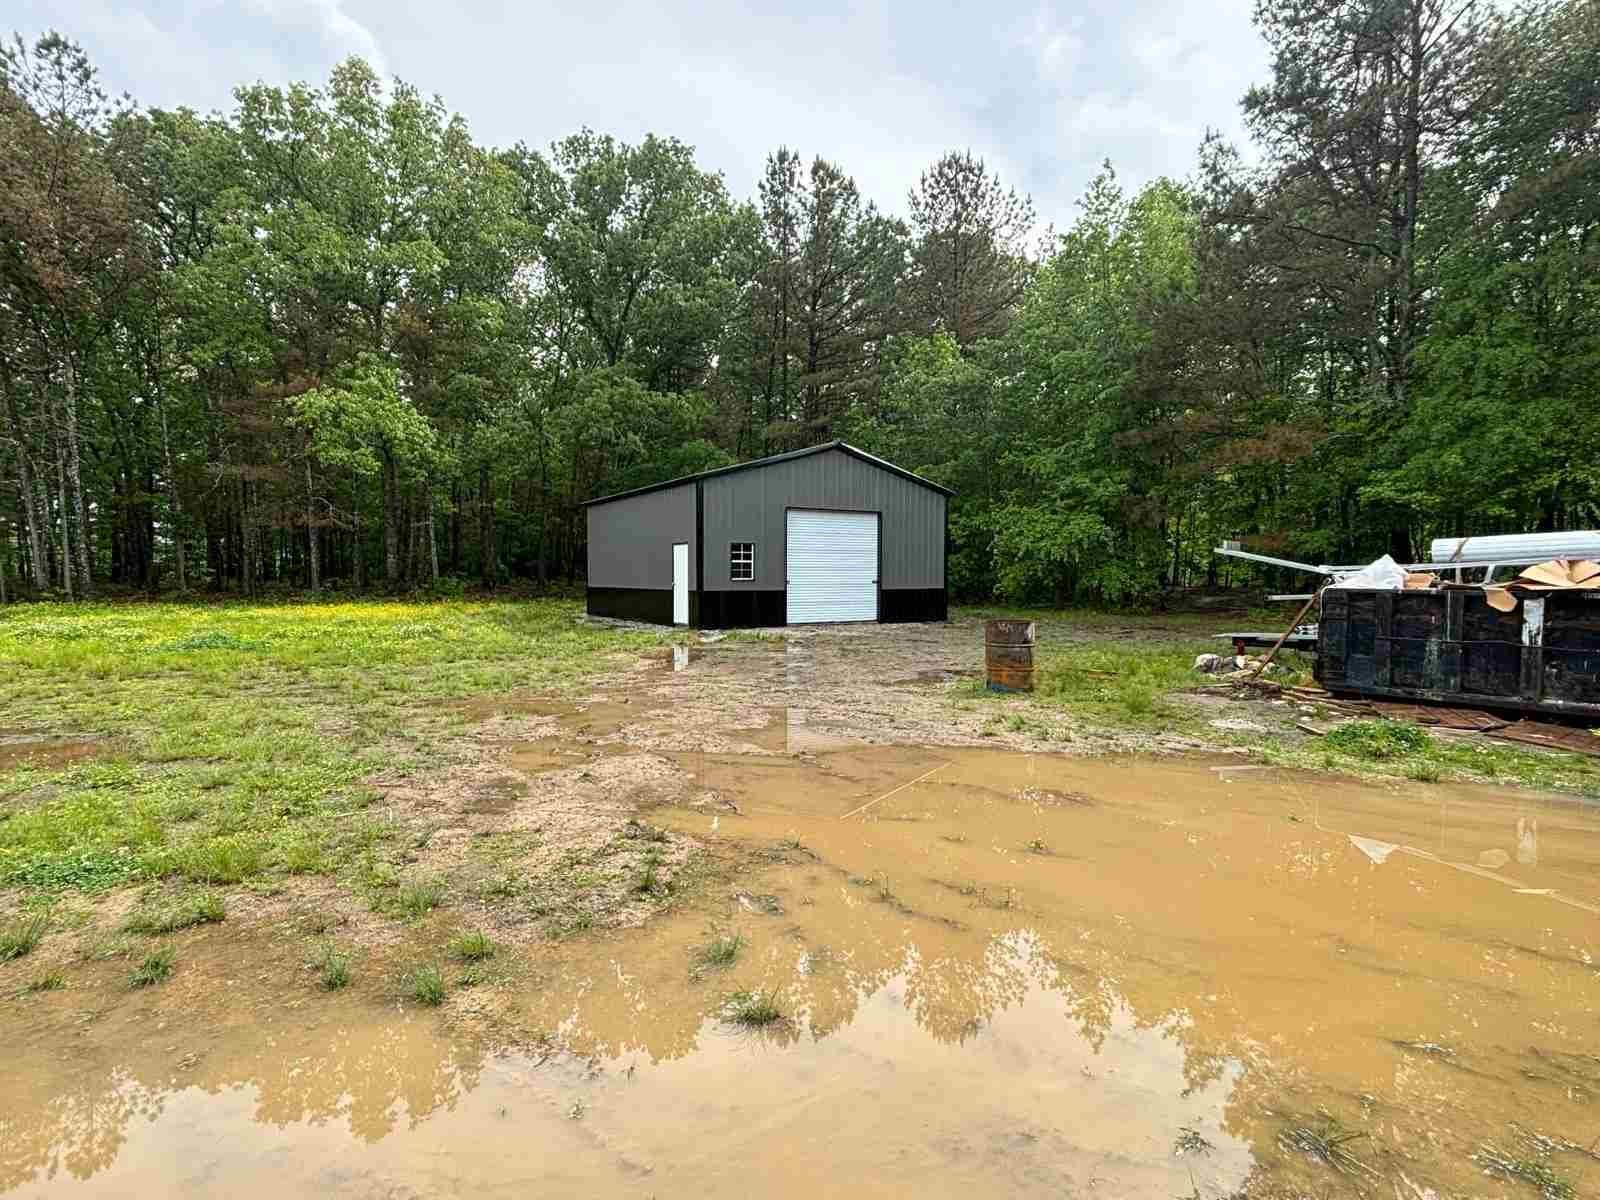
<box><xmin>0</xmin><ymin>735</ymin><xmax>113</xmax><ymax>772</ymax></box>
<box><xmin>4</xmin><ymin>744</ymin><xmax>1599</xmax><ymax>1198</ymax></box>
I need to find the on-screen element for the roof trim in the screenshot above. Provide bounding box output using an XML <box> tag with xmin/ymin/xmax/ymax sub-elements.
<box><xmin>582</xmin><ymin>441</ymin><xmax>956</xmax><ymax>507</ymax></box>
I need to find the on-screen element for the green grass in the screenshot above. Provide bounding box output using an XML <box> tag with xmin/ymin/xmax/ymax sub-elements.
<box><xmin>123</xmin><ymin>892</ymin><xmax>226</xmax><ymax>935</ymax></box>
<box><xmin>315</xmin><ymin>944</ymin><xmax>350</xmax><ymax>991</ymax></box>
<box><xmin>959</xmin><ymin>607</ymin><xmax>1600</xmax><ymax>795</ymax></box>
<box><xmin>448</xmin><ymin>930</ymin><xmax>496</xmax><ymax>961</ymax></box>
<box><xmin>954</xmin><ymin>632</ymin><xmax>1260</xmax><ymax>731</ymax></box>
<box><xmin>23</xmin><ymin>970</ymin><xmax>64</xmax><ymax>993</ymax></box>
<box><xmin>696</xmin><ymin>932</ymin><xmax>745</xmax><ymax>969</ymax></box>
<box><xmin>1475</xmin><ymin>1144</ymin><xmax>1576</xmax><ymax>1200</ymax></box>
<box><xmin>393</xmin><ymin>879</ymin><xmax>445</xmax><ymax>919</ymax></box>
<box><xmin>723</xmin><ymin>988</ymin><xmax>784</xmax><ymax>1026</ymax></box>
<box><xmin>633</xmin><ymin>851</ymin><xmax>664</xmax><ymax>894</ymax></box>
<box><xmin>0</xmin><ymin>911</ymin><xmax>48</xmax><ymax>959</ymax></box>
<box><xmin>406</xmin><ymin>963</ymin><xmax>446</xmax><ymax>1006</ymax></box>
<box><xmin>129</xmin><ymin>946</ymin><xmax>175</xmax><ymax>987</ymax></box>
<box><xmin>0</xmin><ymin>599</ymin><xmax>661</xmax><ymax>905</ymax></box>
<box><xmin>1323</xmin><ymin>720</ymin><xmax>1430</xmax><ymax>760</ymax></box>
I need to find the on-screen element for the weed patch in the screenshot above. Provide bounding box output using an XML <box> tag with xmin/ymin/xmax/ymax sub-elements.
<box><xmin>0</xmin><ymin>911</ymin><xmax>47</xmax><ymax>960</ymax></box>
<box><xmin>448</xmin><ymin>930</ymin><xmax>496</xmax><ymax>962</ymax></box>
<box><xmin>406</xmin><ymin>964</ymin><xmax>446</xmax><ymax>1006</ymax></box>
<box><xmin>1475</xmin><ymin>1144</ymin><xmax>1576</xmax><ymax>1200</ymax></box>
<box><xmin>393</xmin><ymin>879</ymin><xmax>445</xmax><ymax>919</ymax></box>
<box><xmin>315</xmin><ymin>945</ymin><xmax>350</xmax><ymax>991</ymax></box>
<box><xmin>1277</xmin><ymin>1111</ymin><xmax>1375</xmax><ymax>1177</ymax></box>
<box><xmin>1324</xmin><ymin>720</ymin><xmax>1430</xmax><ymax>761</ymax></box>
<box><xmin>695</xmin><ymin>932</ymin><xmax>745</xmax><ymax>970</ymax></box>
<box><xmin>129</xmin><ymin>946</ymin><xmax>175</xmax><ymax>987</ymax></box>
<box><xmin>23</xmin><ymin>970</ymin><xmax>64</xmax><ymax>993</ymax></box>
<box><xmin>124</xmin><ymin>892</ymin><xmax>225</xmax><ymax>935</ymax></box>
<box><xmin>723</xmin><ymin>989</ymin><xmax>784</xmax><ymax>1027</ymax></box>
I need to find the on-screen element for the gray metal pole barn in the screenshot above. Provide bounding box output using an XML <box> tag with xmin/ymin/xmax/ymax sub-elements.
<box><xmin>583</xmin><ymin>441</ymin><xmax>953</xmax><ymax>629</ymax></box>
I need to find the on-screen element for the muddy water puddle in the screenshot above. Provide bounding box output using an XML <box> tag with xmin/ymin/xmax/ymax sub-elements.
<box><xmin>5</xmin><ymin>751</ymin><xmax>1599</xmax><ymax>1198</ymax></box>
<box><xmin>0</xmin><ymin>735</ymin><xmax>114</xmax><ymax>772</ymax></box>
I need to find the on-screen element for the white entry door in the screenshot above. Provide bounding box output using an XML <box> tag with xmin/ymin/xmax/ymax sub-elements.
<box><xmin>786</xmin><ymin>510</ymin><xmax>878</xmax><ymax>624</ymax></box>
<box><xmin>672</xmin><ymin>543</ymin><xmax>689</xmax><ymax>625</ymax></box>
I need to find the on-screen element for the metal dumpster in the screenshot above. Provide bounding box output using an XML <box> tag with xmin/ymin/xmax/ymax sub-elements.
<box><xmin>1316</xmin><ymin>587</ymin><xmax>1600</xmax><ymax>718</ymax></box>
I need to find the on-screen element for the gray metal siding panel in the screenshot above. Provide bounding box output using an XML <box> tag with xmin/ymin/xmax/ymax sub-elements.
<box><xmin>701</xmin><ymin>448</ymin><xmax>944</xmax><ymax>591</ymax></box>
<box><xmin>585</xmin><ymin>482</ymin><xmax>696</xmax><ymax>590</ymax></box>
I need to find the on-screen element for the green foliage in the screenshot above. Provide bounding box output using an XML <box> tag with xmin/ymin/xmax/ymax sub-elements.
<box><xmin>315</xmin><ymin>945</ymin><xmax>350</xmax><ymax>991</ymax></box>
<box><xmin>448</xmin><ymin>930</ymin><xmax>495</xmax><ymax>962</ymax></box>
<box><xmin>722</xmin><ymin>989</ymin><xmax>784</xmax><ymax>1027</ymax></box>
<box><xmin>0</xmin><ymin>911</ymin><xmax>48</xmax><ymax>960</ymax></box>
<box><xmin>1323</xmin><ymin>721</ymin><xmax>1431</xmax><ymax>762</ymax></box>
<box><xmin>393</xmin><ymin>879</ymin><xmax>445</xmax><ymax>919</ymax></box>
<box><xmin>1</xmin><ymin>12</ymin><xmax>1595</xmax><ymax>607</ymax></box>
<box><xmin>696</xmin><ymin>932</ymin><xmax>744</xmax><ymax>969</ymax></box>
<box><xmin>129</xmin><ymin>946</ymin><xmax>175</xmax><ymax>987</ymax></box>
<box><xmin>406</xmin><ymin>963</ymin><xmax>446</xmax><ymax>1006</ymax></box>
<box><xmin>123</xmin><ymin>892</ymin><xmax>225</xmax><ymax>934</ymax></box>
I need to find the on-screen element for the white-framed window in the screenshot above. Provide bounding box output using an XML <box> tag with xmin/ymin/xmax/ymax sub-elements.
<box><xmin>730</xmin><ymin>542</ymin><xmax>755</xmax><ymax>581</ymax></box>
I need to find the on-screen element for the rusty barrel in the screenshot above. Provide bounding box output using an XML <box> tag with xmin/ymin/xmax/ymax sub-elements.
<box><xmin>985</xmin><ymin>619</ymin><xmax>1036</xmax><ymax>692</ymax></box>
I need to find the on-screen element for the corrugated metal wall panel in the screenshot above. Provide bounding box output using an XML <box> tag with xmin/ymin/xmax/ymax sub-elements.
<box><xmin>585</xmin><ymin>482</ymin><xmax>696</xmax><ymax>589</ymax></box>
<box><xmin>786</xmin><ymin>510</ymin><xmax>879</xmax><ymax>622</ymax></box>
<box><xmin>701</xmin><ymin>448</ymin><xmax>944</xmax><ymax>591</ymax></box>
<box><xmin>1430</xmin><ymin>532</ymin><xmax>1600</xmax><ymax>563</ymax></box>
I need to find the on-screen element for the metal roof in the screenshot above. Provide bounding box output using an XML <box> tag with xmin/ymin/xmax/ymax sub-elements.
<box><xmin>581</xmin><ymin>440</ymin><xmax>957</xmax><ymax>507</ymax></box>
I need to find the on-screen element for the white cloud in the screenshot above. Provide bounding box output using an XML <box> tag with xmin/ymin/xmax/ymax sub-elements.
<box><xmin>18</xmin><ymin>0</ymin><xmax>1273</xmax><ymax>227</ymax></box>
<box><xmin>247</xmin><ymin>0</ymin><xmax>388</xmax><ymax>78</ymax></box>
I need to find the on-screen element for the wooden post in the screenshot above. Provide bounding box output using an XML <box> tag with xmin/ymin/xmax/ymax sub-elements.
<box><xmin>1251</xmin><ymin>589</ymin><xmax>1321</xmax><ymax>681</ymax></box>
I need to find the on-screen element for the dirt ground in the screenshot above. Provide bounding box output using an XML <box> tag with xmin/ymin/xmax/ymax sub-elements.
<box><xmin>6</xmin><ymin>612</ymin><xmax>1600</xmax><ymax>1197</ymax></box>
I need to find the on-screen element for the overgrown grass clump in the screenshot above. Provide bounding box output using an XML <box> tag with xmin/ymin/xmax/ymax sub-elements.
<box><xmin>0</xmin><ymin>912</ymin><xmax>48</xmax><ymax>960</ymax></box>
<box><xmin>448</xmin><ymin>930</ymin><xmax>496</xmax><ymax>962</ymax></box>
<box><xmin>129</xmin><ymin>946</ymin><xmax>175</xmax><ymax>987</ymax></box>
<box><xmin>24</xmin><ymin>970</ymin><xmax>64</xmax><ymax>993</ymax></box>
<box><xmin>696</xmin><ymin>932</ymin><xmax>744</xmax><ymax>969</ymax></box>
<box><xmin>406</xmin><ymin>964</ymin><xmax>446</xmax><ymax>1006</ymax></box>
<box><xmin>723</xmin><ymin>988</ymin><xmax>784</xmax><ymax>1027</ymax></box>
<box><xmin>1323</xmin><ymin>720</ymin><xmax>1430</xmax><ymax>760</ymax></box>
<box><xmin>1475</xmin><ymin>1144</ymin><xmax>1576</xmax><ymax>1200</ymax></box>
<box><xmin>392</xmin><ymin>879</ymin><xmax>445</xmax><ymax>919</ymax></box>
<box><xmin>123</xmin><ymin>892</ymin><xmax>225</xmax><ymax>935</ymax></box>
<box><xmin>315</xmin><ymin>945</ymin><xmax>350</xmax><ymax>991</ymax></box>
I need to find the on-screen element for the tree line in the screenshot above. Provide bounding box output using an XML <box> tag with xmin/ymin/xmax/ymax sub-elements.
<box><xmin>1</xmin><ymin>0</ymin><xmax>1596</xmax><ymax>606</ymax></box>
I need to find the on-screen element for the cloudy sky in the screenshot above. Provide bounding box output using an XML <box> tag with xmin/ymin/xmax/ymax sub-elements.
<box><xmin>23</xmin><ymin>0</ymin><xmax>1270</xmax><ymax>227</ymax></box>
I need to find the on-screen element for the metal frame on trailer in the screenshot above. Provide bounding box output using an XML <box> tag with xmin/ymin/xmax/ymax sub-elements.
<box><xmin>1214</xmin><ymin>544</ymin><xmax>1535</xmax><ymax>585</ymax></box>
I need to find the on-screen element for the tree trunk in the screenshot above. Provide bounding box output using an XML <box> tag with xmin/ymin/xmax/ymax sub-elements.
<box><xmin>450</xmin><ymin>479</ymin><xmax>462</xmax><ymax>573</ymax></box>
<box><xmin>2</xmin><ymin>374</ymin><xmax>49</xmax><ymax>591</ymax></box>
<box><xmin>305</xmin><ymin>452</ymin><xmax>320</xmax><ymax>592</ymax></box>
<box><xmin>55</xmin><ymin>433</ymin><xmax>73</xmax><ymax>600</ymax></box>
<box><xmin>61</xmin><ymin>357</ymin><xmax>91</xmax><ymax>596</ymax></box>
<box><xmin>478</xmin><ymin>462</ymin><xmax>496</xmax><ymax>589</ymax></box>
<box><xmin>240</xmin><ymin>477</ymin><xmax>255</xmax><ymax>599</ymax></box>
<box><xmin>425</xmin><ymin>484</ymin><xmax>439</xmax><ymax>584</ymax></box>
<box><xmin>354</xmin><ymin>506</ymin><xmax>366</xmax><ymax>590</ymax></box>
<box><xmin>382</xmin><ymin>452</ymin><xmax>399</xmax><ymax>584</ymax></box>
<box><xmin>155</xmin><ymin>385</ymin><xmax>185</xmax><ymax>592</ymax></box>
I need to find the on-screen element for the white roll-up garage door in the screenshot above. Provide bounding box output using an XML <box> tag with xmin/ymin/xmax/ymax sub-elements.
<box><xmin>786</xmin><ymin>509</ymin><xmax>878</xmax><ymax>624</ymax></box>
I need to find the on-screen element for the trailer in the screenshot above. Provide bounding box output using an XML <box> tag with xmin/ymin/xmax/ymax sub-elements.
<box><xmin>1213</xmin><ymin>537</ymin><xmax>1600</xmax><ymax>720</ymax></box>
<box><xmin>1316</xmin><ymin>587</ymin><xmax>1600</xmax><ymax>719</ymax></box>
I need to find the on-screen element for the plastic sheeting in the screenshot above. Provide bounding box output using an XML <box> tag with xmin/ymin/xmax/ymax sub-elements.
<box><xmin>1328</xmin><ymin>554</ymin><xmax>1408</xmax><ymax>590</ymax></box>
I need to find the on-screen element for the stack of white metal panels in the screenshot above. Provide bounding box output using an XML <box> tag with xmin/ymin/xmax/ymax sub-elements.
<box><xmin>1429</xmin><ymin>531</ymin><xmax>1600</xmax><ymax>564</ymax></box>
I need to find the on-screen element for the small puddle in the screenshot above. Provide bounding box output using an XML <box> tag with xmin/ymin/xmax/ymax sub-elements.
<box><xmin>5</xmin><ymin>751</ymin><xmax>1599</xmax><ymax>1197</ymax></box>
<box><xmin>0</xmin><ymin>736</ymin><xmax>112</xmax><ymax>772</ymax></box>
